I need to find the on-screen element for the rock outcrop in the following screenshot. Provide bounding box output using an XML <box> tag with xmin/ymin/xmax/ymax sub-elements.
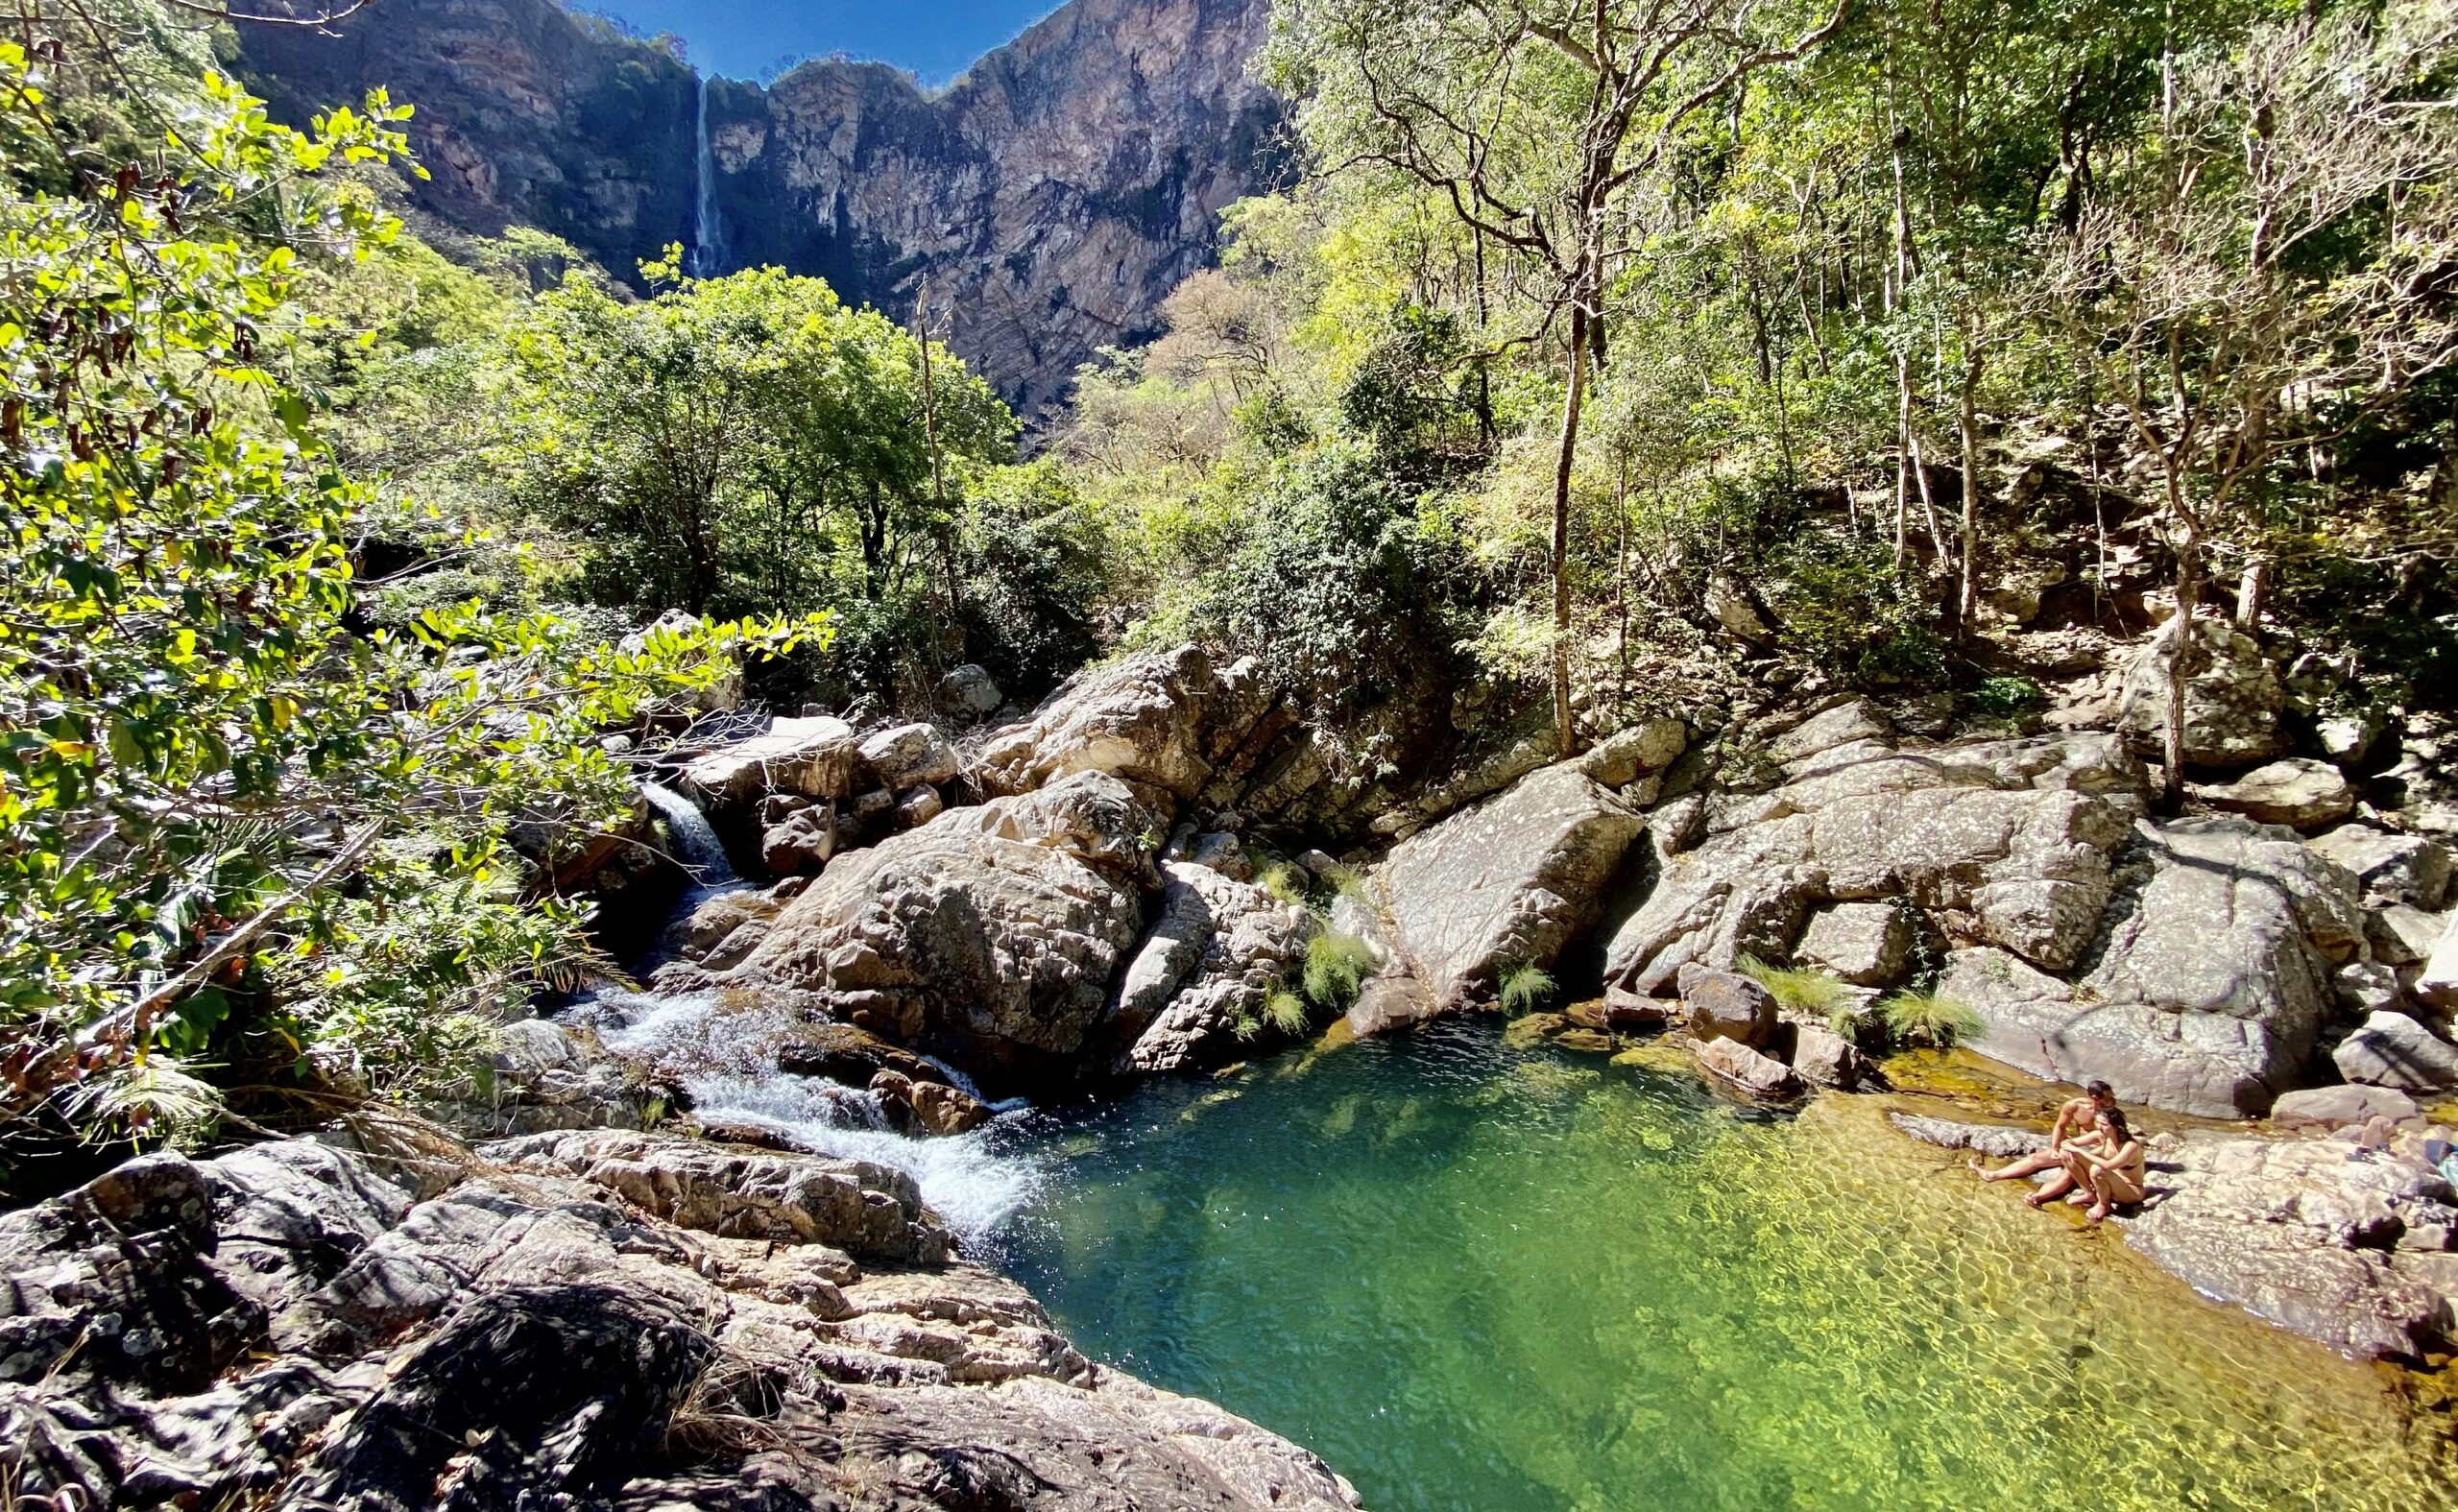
<box><xmin>712</xmin><ymin>771</ymin><xmax>1165</xmax><ymax>1090</ymax></box>
<box><xmin>0</xmin><ymin>1134</ymin><xmax>1361</xmax><ymax>1511</ymax></box>
<box><xmin>1892</xmin><ymin>1112</ymin><xmax>2458</xmax><ymax>1361</ymax></box>
<box><xmin>235</xmin><ymin>0</ymin><xmax>1282</xmax><ymax>420</ymax></box>
<box><xmin>1369</xmin><ymin>761</ymin><xmax>1645</xmax><ymax>1011</ymax></box>
<box><xmin>1107</xmin><ymin>859</ymin><xmax>1316</xmax><ymax>1073</ymax></box>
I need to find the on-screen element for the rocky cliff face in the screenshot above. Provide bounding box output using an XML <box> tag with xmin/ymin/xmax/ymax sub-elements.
<box><xmin>235</xmin><ymin>0</ymin><xmax>1281</xmax><ymax>421</ymax></box>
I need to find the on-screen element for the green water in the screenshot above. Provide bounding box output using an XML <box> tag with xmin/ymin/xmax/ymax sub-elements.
<box><xmin>999</xmin><ymin>1021</ymin><xmax>2458</xmax><ymax>1512</ymax></box>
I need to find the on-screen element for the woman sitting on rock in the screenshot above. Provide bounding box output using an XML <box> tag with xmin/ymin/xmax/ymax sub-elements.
<box><xmin>2052</xmin><ymin>1107</ymin><xmax>2147</xmax><ymax>1223</ymax></box>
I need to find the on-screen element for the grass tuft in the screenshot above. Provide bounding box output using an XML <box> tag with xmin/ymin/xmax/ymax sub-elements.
<box><xmin>1878</xmin><ymin>989</ymin><xmax>1983</xmax><ymax>1047</ymax></box>
<box><xmin>1735</xmin><ymin>953</ymin><xmax>1855</xmax><ymax>1018</ymax></box>
<box><xmin>1302</xmin><ymin>930</ymin><xmax>1377</xmax><ymax>1009</ymax></box>
<box><xmin>1497</xmin><ymin>962</ymin><xmax>1556</xmax><ymax>1015</ymax></box>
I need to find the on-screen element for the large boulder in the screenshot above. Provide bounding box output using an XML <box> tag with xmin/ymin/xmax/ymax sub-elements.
<box><xmin>857</xmin><ymin>721</ymin><xmax>961</xmax><ymax>791</ymax></box>
<box><xmin>1795</xmin><ymin>901</ymin><xmax>1914</xmax><ymax>986</ymax></box>
<box><xmin>2271</xmin><ymin>1084</ymin><xmax>2421</xmax><ymax>1129</ymax></box>
<box><xmin>975</xmin><ymin>645</ymin><xmax>1252</xmax><ymax>804</ymax></box>
<box><xmin>1604</xmin><ymin>732</ymin><xmax>2144</xmax><ymax>996</ymax></box>
<box><xmin>1948</xmin><ymin>815</ymin><xmax>2363</xmax><ymax>1116</ymax></box>
<box><xmin>1374</xmin><ymin>761</ymin><xmax>1645</xmax><ymax>1011</ymax></box>
<box><xmin>1677</xmin><ymin>964</ymin><xmax>1778</xmax><ymax>1046</ymax></box>
<box><xmin>1108</xmin><ymin>860</ymin><xmax>1316</xmax><ymax>1073</ymax></box>
<box><xmin>2113</xmin><ymin>614</ymin><xmax>2285</xmax><ymax>766</ymax></box>
<box><xmin>2332</xmin><ymin>1011</ymin><xmax>2458</xmax><ymax>1092</ymax></box>
<box><xmin>714</xmin><ymin>770</ymin><xmax>1163</xmax><ymax>1090</ymax></box>
<box><xmin>934</xmin><ymin>662</ymin><xmax>1003</xmax><ymax>722</ymax></box>
<box><xmin>1694</xmin><ymin>1036</ymin><xmax>1802</xmax><ymax>1098</ymax></box>
<box><xmin>2305</xmin><ymin>824</ymin><xmax>2453</xmax><ymax>910</ymax></box>
<box><xmin>2193</xmin><ymin>758</ymin><xmax>2355</xmax><ymax>830</ymax></box>
<box><xmin>680</xmin><ymin>715</ymin><xmax>859</xmax><ymax>804</ymax></box>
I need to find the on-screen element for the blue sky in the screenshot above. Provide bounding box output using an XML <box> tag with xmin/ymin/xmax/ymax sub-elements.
<box><xmin>589</xmin><ymin>2</ymin><xmax>1063</xmax><ymax>84</ymax></box>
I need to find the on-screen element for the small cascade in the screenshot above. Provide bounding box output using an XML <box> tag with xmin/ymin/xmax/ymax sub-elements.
<box><xmin>639</xmin><ymin>779</ymin><xmax>734</xmax><ymax>882</ymax></box>
<box><xmin>688</xmin><ymin>74</ymin><xmax>729</xmax><ymax>278</ymax></box>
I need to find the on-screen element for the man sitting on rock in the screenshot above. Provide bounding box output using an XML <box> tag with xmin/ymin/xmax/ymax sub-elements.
<box><xmin>1968</xmin><ymin>1080</ymin><xmax>2117</xmax><ymax>1189</ymax></box>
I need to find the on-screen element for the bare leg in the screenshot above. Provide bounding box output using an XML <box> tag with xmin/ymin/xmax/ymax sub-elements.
<box><xmin>2026</xmin><ymin>1168</ymin><xmax>2077</xmax><ymax>1208</ymax></box>
<box><xmin>1972</xmin><ymin>1150</ymin><xmax>2062</xmax><ymax>1183</ymax></box>
<box><xmin>2086</xmin><ymin>1166</ymin><xmax>2144</xmax><ymax>1224</ymax></box>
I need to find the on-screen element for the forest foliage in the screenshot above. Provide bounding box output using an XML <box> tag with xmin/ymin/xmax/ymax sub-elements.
<box><xmin>4</xmin><ymin>0</ymin><xmax>2457</xmax><ymax>1171</ymax></box>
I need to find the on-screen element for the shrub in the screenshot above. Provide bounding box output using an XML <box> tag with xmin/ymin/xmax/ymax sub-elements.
<box><xmin>1497</xmin><ymin>962</ymin><xmax>1556</xmax><ymax>1015</ymax></box>
<box><xmin>1879</xmin><ymin>990</ymin><xmax>1984</xmax><ymax>1048</ymax></box>
<box><xmin>1971</xmin><ymin>675</ymin><xmax>2043</xmax><ymax>716</ymax></box>
<box><xmin>1302</xmin><ymin>931</ymin><xmax>1377</xmax><ymax>1010</ymax></box>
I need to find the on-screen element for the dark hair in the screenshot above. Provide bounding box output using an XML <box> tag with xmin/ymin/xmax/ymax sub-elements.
<box><xmin>2085</xmin><ymin>1080</ymin><xmax>2114</xmax><ymax>1101</ymax></box>
<box><xmin>2098</xmin><ymin>1107</ymin><xmax>2133</xmax><ymax>1145</ymax></box>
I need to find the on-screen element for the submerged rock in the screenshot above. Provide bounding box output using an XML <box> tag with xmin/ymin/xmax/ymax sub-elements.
<box><xmin>1695</xmin><ymin>1036</ymin><xmax>1802</xmax><ymax>1098</ymax></box>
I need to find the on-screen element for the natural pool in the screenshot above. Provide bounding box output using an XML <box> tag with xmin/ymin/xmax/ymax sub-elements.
<box><xmin>993</xmin><ymin>1021</ymin><xmax>2458</xmax><ymax>1512</ymax></box>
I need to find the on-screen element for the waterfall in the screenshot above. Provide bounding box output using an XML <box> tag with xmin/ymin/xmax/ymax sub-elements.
<box><xmin>689</xmin><ymin>74</ymin><xmax>728</xmax><ymax>278</ymax></box>
<box><xmin>639</xmin><ymin>780</ymin><xmax>734</xmax><ymax>883</ymax></box>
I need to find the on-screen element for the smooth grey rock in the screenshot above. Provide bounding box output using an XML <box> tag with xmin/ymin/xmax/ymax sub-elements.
<box><xmin>681</xmin><ymin>715</ymin><xmax>859</xmax><ymax>804</ymax></box>
<box><xmin>1695</xmin><ymin>1035</ymin><xmax>1802</xmax><ymax>1098</ymax></box>
<box><xmin>1888</xmin><ymin>1113</ymin><xmax>2051</xmax><ymax>1161</ymax></box>
<box><xmin>2271</xmin><ymin>1085</ymin><xmax>2421</xmax><ymax>1129</ymax></box>
<box><xmin>716</xmin><ymin>771</ymin><xmax>1161</xmax><ymax>1088</ymax></box>
<box><xmin>1376</xmin><ymin>761</ymin><xmax>1644</xmax><ymax>1011</ymax></box>
<box><xmin>2333</xmin><ymin>1012</ymin><xmax>2458</xmax><ymax>1092</ymax></box>
<box><xmin>858</xmin><ymin>722</ymin><xmax>961</xmax><ymax>791</ymax></box>
<box><xmin>2114</xmin><ymin>615</ymin><xmax>2285</xmax><ymax>766</ymax></box>
<box><xmin>1770</xmin><ymin>699</ymin><xmax>1892</xmax><ymax>765</ymax></box>
<box><xmin>2192</xmin><ymin>758</ymin><xmax>2355</xmax><ymax>829</ymax></box>
<box><xmin>2305</xmin><ymin>825</ymin><xmax>2452</xmax><ymax>910</ymax></box>
<box><xmin>1677</xmin><ymin>964</ymin><xmax>1777</xmax><ymax>1047</ymax></box>
<box><xmin>2371</xmin><ymin>903</ymin><xmax>2448</xmax><ymax>967</ymax></box>
<box><xmin>2422</xmin><ymin>911</ymin><xmax>2458</xmax><ymax>1010</ymax></box>
<box><xmin>1794</xmin><ymin>901</ymin><xmax>1913</xmax><ymax>987</ymax></box>
<box><xmin>1345</xmin><ymin>975</ymin><xmax>1441</xmax><ymax>1038</ymax></box>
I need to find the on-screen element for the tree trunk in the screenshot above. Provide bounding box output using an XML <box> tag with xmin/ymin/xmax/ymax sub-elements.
<box><xmin>1955</xmin><ymin>351</ymin><xmax>1986</xmax><ymax>635</ymax></box>
<box><xmin>1550</xmin><ymin>295</ymin><xmax>1593</xmax><ymax>758</ymax></box>
<box><xmin>2234</xmin><ymin>555</ymin><xmax>2267</xmax><ymax>630</ymax></box>
<box><xmin>2160</xmin><ymin>485</ymin><xmax>2199</xmax><ymax>810</ymax></box>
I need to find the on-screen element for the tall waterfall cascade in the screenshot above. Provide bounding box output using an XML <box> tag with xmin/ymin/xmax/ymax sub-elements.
<box><xmin>689</xmin><ymin>74</ymin><xmax>728</xmax><ymax>278</ymax></box>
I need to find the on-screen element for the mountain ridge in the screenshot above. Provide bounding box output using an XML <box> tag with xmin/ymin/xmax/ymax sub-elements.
<box><xmin>235</xmin><ymin>0</ymin><xmax>1282</xmax><ymax>420</ymax></box>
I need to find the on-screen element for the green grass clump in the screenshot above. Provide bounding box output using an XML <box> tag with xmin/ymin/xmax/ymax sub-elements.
<box><xmin>1735</xmin><ymin>954</ymin><xmax>1855</xmax><ymax>1018</ymax></box>
<box><xmin>1265</xmin><ymin>989</ymin><xmax>1312</xmax><ymax>1036</ymax></box>
<box><xmin>1302</xmin><ymin>930</ymin><xmax>1377</xmax><ymax>1009</ymax></box>
<box><xmin>1497</xmin><ymin>962</ymin><xmax>1556</xmax><ymax>1015</ymax></box>
<box><xmin>1879</xmin><ymin>990</ymin><xmax>1983</xmax><ymax>1047</ymax></box>
<box><xmin>1258</xmin><ymin>862</ymin><xmax>1310</xmax><ymax>906</ymax></box>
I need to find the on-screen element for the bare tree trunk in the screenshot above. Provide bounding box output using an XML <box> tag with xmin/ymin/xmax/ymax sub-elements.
<box><xmin>1955</xmin><ymin>351</ymin><xmax>1986</xmax><ymax>635</ymax></box>
<box><xmin>1894</xmin><ymin>353</ymin><xmax>1914</xmax><ymax>574</ymax></box>
<box><xmin>1550</xmin><ymin>294</ymin><xmax>1593</xmax><ymax>757</ymax></box>
<box><xmin>2234</xmin><ymin>555</ymin><xmax>2267</xmax><ymax>629</ymax></box>
<box><xmin>2161</xmin><ymin>475</ymin><xmax>2199</xmax><ymax>810</ymax></box>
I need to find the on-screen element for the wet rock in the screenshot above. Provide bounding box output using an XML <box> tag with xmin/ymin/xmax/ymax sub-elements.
<box><xmin>2113</xmin><ymin>615</ymin><xmax>2285</xmax><ymax>766</ymax></box>
<box><xmin>2332</xmin><ymin>1013</ymin><xmax>2458</xmax><ymax>1092</ymax></box>
<box><xmin>775</xmin><ymin>1022</ymin><xmax>952</xmax><ymax>1091</ymax></box>
<box><xmin>1345</xmin><ymin>976</ymin><xmax>1441</xmax><ymax>1038</ymax></box>
<box><xmin>2192</xmin><ymin>758</ymin><xmax>2355</xmax><ymax>830</ymax></box>
<box><xmin>1373</xmin><ymin>761</ymin><xmax>1644</xmax><ymax>1011</ymax></box>
<box><xmin>1677</xmin><ymin>964</ymin><xmax>1777</xmax><ymax>1047</ymax></box>
<box><xmin>712</xmin><ymin>771</ymin><xmax>1162</xmax><ymax>1089</ymax></box>
<box><xmin>2305</xmin><ymin>825</ymin><xmax>2452</xmax><ymax>910</ymax></box>
<box><xmin>424</xmin><ymin>1018</ymin><xmax>655</xmax><ymax>1140</ymax></box>
<box><xmin>857</xmin><ymin>722</ymin><xmax>960</xmax><ymax>791</ymax></box>
<box><xmin>1694</xmin><ymin>1036</ymin><xmax>1802</xmax><ymax>1098</ymax></box>
<box><xmin>1795</xmin><ymin>902</ymin><xmax>1913</xmax><ymax>987</ymax></box>
<box><xmin>870</xmin><ymin>1069</ymin><xmax>995</xmax><ymax>1136</ymax></box>
<box><xmin>935</xmin><ymin>662</ymin><xmax>1003</xmax><ymax>722</ymax></box>
<box><xmin>1109</xmin><ymin>860</ymin><xmax>1314</xmax><ymax>1073</ymax></box>
<box><xmin>682</xmin><ymin>715</ymin><xmax>859</xmax><ymax>804</ymax></box>
<box><xmin>1887</xmin><ymin>1113</ymin><xmax>2050</xmax><ymax>1162</ymax></box>
<box><xmin>1599</xmin><ymin>985</ymin><xmax>1682</xmax><ymax>1029</ymax></box>
<box><xmin>1789</xmin><ymin>1024</ymin><xmax>1868</xmax><ymax>1091</ymax></box>
<box><xmin>2271</xmin><ymin>1085</ymin><xmax>2421</xmax><ymax>1130</ymax></box>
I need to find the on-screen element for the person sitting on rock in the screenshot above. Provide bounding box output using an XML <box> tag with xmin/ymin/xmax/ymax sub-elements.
<box><xmin>1969</xmin><ymin>1079</ymin><xmax>2116</xmax><ymax>1189</ymax></box>
<box><xmin>2057</xmin><ymin>1107</ymin><xmax>2148</xmax><ymax>1224</ymax></box>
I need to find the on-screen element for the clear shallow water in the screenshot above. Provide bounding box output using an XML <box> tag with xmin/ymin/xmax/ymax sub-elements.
<box><xmin>998</xmin><ymin>1021</ymin><xmax>2458</xmax><ymax>1512</ymax></box>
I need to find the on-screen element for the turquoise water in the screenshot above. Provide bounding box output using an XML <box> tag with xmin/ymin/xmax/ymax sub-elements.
<box><xmin>998</xmin><ymin>1021</ymin><xmax>2458</xmax><ymax>1512</ymax></box>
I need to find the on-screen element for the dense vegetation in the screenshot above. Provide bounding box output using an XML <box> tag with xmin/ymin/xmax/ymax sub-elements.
<box><xmin>4</xmin><ymin>0</ymin><xmax>2455</xmax><ymax>1176</ymax></box>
